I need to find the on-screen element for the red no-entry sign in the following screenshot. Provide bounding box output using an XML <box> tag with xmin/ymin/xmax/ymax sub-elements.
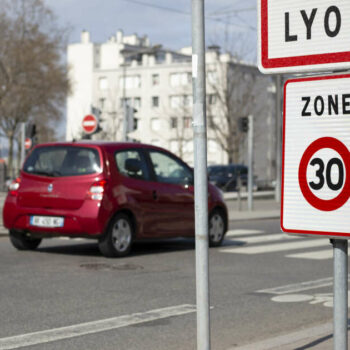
<box><xmin>24</xmin><ymin>138</ymin><xmax>32</xmax><ymax>150</ymax></box>
<box><xmin>82</xmin><ymin>114</ymin><xmax>98</xmax><ymax>134</ymax></box>
<box><xmin>282</xmin><ymin>74</ymin><xmax>350</xmax><ymax>238</ymax></box>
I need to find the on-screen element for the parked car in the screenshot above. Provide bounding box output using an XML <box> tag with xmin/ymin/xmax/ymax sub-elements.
<box><xmin>3</xmin><ymin>142</ymin><xmax>228</xmax><ymax>257</ymax></box>
<box><xmin>208</xmin><ymin>164</ymin><xmax>248</xmax><ymax>192</ymax></box>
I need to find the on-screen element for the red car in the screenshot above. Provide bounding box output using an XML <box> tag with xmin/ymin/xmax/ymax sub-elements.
<box><xmin>3</xmin><ymin>142</ymin><xmax>228</xmax><ymax>257</ymax></box>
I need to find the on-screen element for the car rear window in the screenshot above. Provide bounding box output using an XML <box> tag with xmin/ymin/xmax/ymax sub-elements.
<box><xmin>23</xmin><ymin>146</ymin><xmax>101</xmax><ymax>177</ymax></box>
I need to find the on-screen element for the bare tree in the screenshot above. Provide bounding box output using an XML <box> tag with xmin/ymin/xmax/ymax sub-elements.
<box><xmin>206</xmin><ymin>58</ymin><xmax>271</xmax><ymax>164</ymax></box>
<box><xmin>165</xmin><ymin>95</ymin><xmax>193</xmax><ymax>159</ymax></box>
<box><xmin>0</xmin><ymin>0</ymin><xmax>70</xmax><ymax>176</ymax></box>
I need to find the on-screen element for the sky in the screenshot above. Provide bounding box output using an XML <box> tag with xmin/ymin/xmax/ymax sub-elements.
<box><xmin>44</xmin><ymin>0</ymin><xmax>257</xmax><ymax>58</ymax></box>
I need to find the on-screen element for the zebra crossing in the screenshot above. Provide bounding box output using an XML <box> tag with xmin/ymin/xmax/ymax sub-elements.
<box><xmin>219</xmin><ymin>229</ymin><xmax>333</xmax><ymax>260</ymax></box>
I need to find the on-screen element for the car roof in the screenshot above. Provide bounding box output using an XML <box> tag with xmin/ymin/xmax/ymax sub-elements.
<box><xmin>32</xmin><ymin>141</ymin><xmax>168</xmax><ymax>153</ymax></box>
<box><xmin>208</xmin><ymin>164</ymin><xmax>247</xmax><ymax>169</ymax></box>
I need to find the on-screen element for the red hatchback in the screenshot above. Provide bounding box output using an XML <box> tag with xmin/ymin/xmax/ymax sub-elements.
<box><xmin>3</xmin><ymin>142</ymin><xmax>228</xmax><ymax>257</ymax></box>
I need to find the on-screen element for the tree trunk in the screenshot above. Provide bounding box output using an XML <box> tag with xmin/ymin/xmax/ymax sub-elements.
<box><xmin>17</xmin><ymin>137</ymin><xmax>22</xmax><ymax>172</ymax></box>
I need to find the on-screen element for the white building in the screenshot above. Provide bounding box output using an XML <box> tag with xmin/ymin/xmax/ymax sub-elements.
<box><xmin>66</xmin><ymin>30</ymin><xmax>276</xmax><ymax>185</ymax></box>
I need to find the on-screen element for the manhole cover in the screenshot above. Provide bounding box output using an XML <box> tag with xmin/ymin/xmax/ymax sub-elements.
<box><xmin>80</xmin><ymin>263</ymin><xmax>143</xmax><ymax>271</ymax></box>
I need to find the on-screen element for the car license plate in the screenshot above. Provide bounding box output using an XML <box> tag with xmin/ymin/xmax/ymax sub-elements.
<box><xmin>30</xmin><ymin>216</ymin><xmax>64</xmax><ymax>228</ymax></box>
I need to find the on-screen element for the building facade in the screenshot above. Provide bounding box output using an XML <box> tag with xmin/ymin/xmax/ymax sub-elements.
<box><xmin>66</xmin><ymin>30</ymin><xmax>276</xmax><ymax>186</ymax></box>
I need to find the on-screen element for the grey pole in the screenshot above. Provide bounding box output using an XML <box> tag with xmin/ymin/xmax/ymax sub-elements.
<box><xmin>332</xmin><ymin>239</ymin><xmax>348</xmax><ymax>350</ymax></box>
<box><xmin>275</xmin><ymin>75</ymin><xmax>282</xmax><ymax>202</ymax></box>
<box><xmin>192</xmin><ymin>0</ymin><xmax>210</xmax><ymax>349</ymax></box>
<box><xmin>20</xmin><ymin>123</ymin><xmax>25</xmax><ymax>166</ymax></box>
<box><xmin>122</xmin><ymin>63</ymin><xmax>128</xmax><ymax>142</ymax></box>
<box><xmin>247</xmin><ymin>115</ymin><xmax>254</xmax><ymax>211</ymax></box>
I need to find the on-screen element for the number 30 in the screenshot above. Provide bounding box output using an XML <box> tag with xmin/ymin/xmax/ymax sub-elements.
<box><xmin>309</xmin><ymin>158</ymin><xmax>344</xmax><ymax>191</ymax></box>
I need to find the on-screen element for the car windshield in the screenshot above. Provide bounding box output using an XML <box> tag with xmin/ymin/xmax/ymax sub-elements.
<box><xmin>23</xmin><ymin>146</ymin><xmax>101</xmax><ymax>177</ymax></box>
<box><xmin>208</xmin><ymin>166</ymin><xmax>226</xmax><ymax>176</ymax></box>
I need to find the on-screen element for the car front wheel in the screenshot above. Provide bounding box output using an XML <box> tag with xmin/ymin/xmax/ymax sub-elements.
<box><xmin>9</xmin><ymin>230</ymin><xmax>42</xmax><ymax>251</ymax></box>
<box><xmin>209</xmin><ymin>210</ymin><xmax>226</xmax><ymax>247</ymax></box>
<box><xmin>98</xmin><ymin>213</ymin><xmax>134</xmax><ymax>258</ymax></box>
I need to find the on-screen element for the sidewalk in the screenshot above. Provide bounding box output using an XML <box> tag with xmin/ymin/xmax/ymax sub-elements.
<box><xmin>224</xmin><ymin>191</ymin><xmax>280</xmax><ymax>222</ymax></box>
<box><xmin>228</xmin><ymin>320</ymin><xmax>347</xmax><ymax>349</ymax></box>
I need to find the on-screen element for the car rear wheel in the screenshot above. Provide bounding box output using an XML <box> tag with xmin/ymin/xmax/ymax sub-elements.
<box><xmin>98</xmin><ymin>213</ymin><xmax>134</xmax><ymax>258</ymax></box>
<box><xmin>9</xmin><ymin>230</ymin><xmax>42</xmax><ymax>250</ymax></box>
<box><xmin>209</xmin><ymin>210</ymin><xmax>226</xmax><ymax>247</ymax></box>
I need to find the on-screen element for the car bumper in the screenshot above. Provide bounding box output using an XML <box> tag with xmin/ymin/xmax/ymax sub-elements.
<box><xmin>3</xmin><ymin>196</ymin><xmax>110</xmax><ymax>238</ymax></box>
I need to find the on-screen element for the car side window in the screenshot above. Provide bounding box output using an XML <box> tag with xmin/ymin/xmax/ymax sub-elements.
<box><xmin>115</xmin><ymin>150</ymin><xmax>149</xmax><ymax>180</ymax></box>
<box><xmin>149</xmin><ymin>150</ymin><xmax>193</xmax><ymax>185</ymax></box>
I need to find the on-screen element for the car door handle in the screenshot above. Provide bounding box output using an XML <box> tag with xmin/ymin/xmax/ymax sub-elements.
<box><xmin>152</xmin><ymin>190</ymin><xmax>158</xmax><ymax>200</ymax></box>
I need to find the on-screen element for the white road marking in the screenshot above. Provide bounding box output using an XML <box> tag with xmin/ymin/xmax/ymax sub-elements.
<box><xmin>225</xmin><ymin>229</ymin><xmax>263</xmax><ymax>237</ymax></box>
<box><xmin>271</xmin><ymin>294</ymin><xmax>314</xmax><ymax>303</ymax></box>
<box><xmin>219</xmin><ymin>238</ymin><xmax>327</xmax><ymax>254</ymax></box>
<box><xmin>257</xmin><ymin>276</ymin><xmax>350</xmax><ymax>295</ymax></box>
<box><xmin>0</xmin><ymin>304</ymin><xmax>196</xmax><ymax>350</ymax></box>
<box><xmin>59</xmin><ymin>237</ymin><xmax>86</xmax><ymax>242</ymax></box>
<box><xmin>286</xmin><ymin>249</ymin><xmax>333</xmax><ymax>260</ymax></box>
<box><xmin>226</xmin><ymin>233</ymin><xmax>299</xmax><ymax>244</ymax></box>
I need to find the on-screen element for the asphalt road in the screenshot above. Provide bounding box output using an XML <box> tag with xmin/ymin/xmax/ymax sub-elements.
<box><xmin>0</xmin><ymin>217</ymin><xmax>340</xmax><ymax>350</ymax></box>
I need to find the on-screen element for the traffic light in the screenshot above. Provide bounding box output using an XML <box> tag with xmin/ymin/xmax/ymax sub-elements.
<box><xmin>26</xmin><ymin>123</ymin><xmax>36</xmax><ymax>139</ymax></box>
<box><xmin>238</xmin><ymin>117</ymin><xmax>249</xmax><ymax>132</ymax></box>
<box><xmin>25</xmin><ymin>122</ymin><xmax>37</xmax><ymax>149</ymax></box>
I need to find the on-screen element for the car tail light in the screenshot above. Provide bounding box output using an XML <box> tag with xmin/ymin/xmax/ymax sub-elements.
<box><xmin>88</xmin><ymin>180</ymin><xmax>107</xmax><ymax>200</ymax></box>
<box><xmin>9</xmin><ymin>177</ymin><xmax>21</xmax><ymax>196</ymax></box>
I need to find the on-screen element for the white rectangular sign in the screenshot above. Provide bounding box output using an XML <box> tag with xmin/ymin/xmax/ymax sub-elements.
<box><xmin>282</xmin><ymin>74</ymin><xmax>350</xmax><ymax>238</ymax></box>
<box><xmin>258</xmin><ymin>0</ymin><xmax>350</xmax><ymax>73</ymax></box>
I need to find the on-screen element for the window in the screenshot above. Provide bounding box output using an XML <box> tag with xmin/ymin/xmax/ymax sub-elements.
<box><xmin>134</xmin><ymin>97</ymin><xmax>141</xmax><ymax>108</ymax></box>
<box><xmin>23</xmin><ymin>146</ymin><xmax>101</xmax><ymax>177</ymax></box>
<box><xmin>151</xmin><ymin>118</ymin><xmax>161</xmax><ymax>131</ymax></box>
<box><xmin>152</xmin><ymin>74</ymin><xmax>159</xmax><ymax>86</ymax></box>
<box><xmin>120</xmin><ymin>97</ymin><xmax>132</xmax><ymax>107</ymax></box>
<box><xmin>207</xmin><ymin>71</ymin><xmax>217</xmax><ymax>84</ymax></box>
<box><xmin>115</xmin><ymin>150</ymin><xmax>149</xmax><ymax>180</ymax></box>
<box><xmin>99</xmin><ymin>98</ymin><xmax>105</xmax><ymax>110</ymax></box>
<box><xmin>119</xmin><ymin>75</ymin><xmax>141</xmax><ymax>90</ymax></box>
<box><xmin>149</xmin><ymin>150</ymin><xmax>193</xmax><ymax>185</ymax></box>
<box><xmin>208</xmin><ymin>94</ymin><xmax>217</xmax><ymax>105</ymax></box>
<box><xmin>152</xmin><ymin>96</ymin><xmax>159</xmax><ymax>108</ymax></box>
<box><xmin>170</xmin><ymin>72</ymin><xmax>191</xmax><ymax>86</ymax></box>
<box><xmin>208</xmin><ymin>115</ymin><xmax>215</xmax><ymax>129</ymax></box>
<box><xmin>170</xmin><ymin>95</ymin><xmax>181</xmax><ymax>108</ymax></box>
<box><xmin>170</xmin><ymin>117</ymin><xmax>178</xmax><ymax>129</ymax></box>
<box><xmin>170</xmin><ymin>95</ymin><xmax>192</xmax><ymax>109</ymax></box>
<box><xmin>184</xmin><ymin>95</ymin><xmax>193</xmax><ymax>107</ymax></box>
<box><xmin>183</xmin><ymin>117</ymin><xmax>192</xmax><ymax>128</ymax></box>
<box><xmin>99</xmin><ymin>77</ymin><xmax>108</xmax><ymax>90</ymax></box>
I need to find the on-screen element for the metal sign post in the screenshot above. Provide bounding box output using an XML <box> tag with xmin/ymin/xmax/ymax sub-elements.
<box><xmin>247</xmin><ymin>115</ymin><xmax>254</xmax><ymax>211</ymax></box>
<box><xmin>332</xmin><ymin>239</ymin><xmax>348</xmax><ymax>350</ymax></box>
<box><xmin>192</xmin><ymin>0</ymin><xmax>210</xmax><ymax>349</ymax></box>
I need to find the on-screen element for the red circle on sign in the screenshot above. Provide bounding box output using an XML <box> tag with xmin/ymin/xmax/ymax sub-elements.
<box><xmin>298</xmin><ymin>137</ymin><xmax>350</xmax><ymax>211</ymax></box>
<box><xmin>24</xmin><ymin>138</ymin><xmax>32</xmax><ymax>150</ymax></box>
<box><xmin>82</xmin><ymin>114</ymin><xmax>98</xmax><ymax>134</ymax></box>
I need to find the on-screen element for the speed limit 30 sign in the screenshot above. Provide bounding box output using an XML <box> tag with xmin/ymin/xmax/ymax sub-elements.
<box><xmin>282</xmin><ymin>74</ymin><xmax>350</xmax><ymax>238</ymax></box>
